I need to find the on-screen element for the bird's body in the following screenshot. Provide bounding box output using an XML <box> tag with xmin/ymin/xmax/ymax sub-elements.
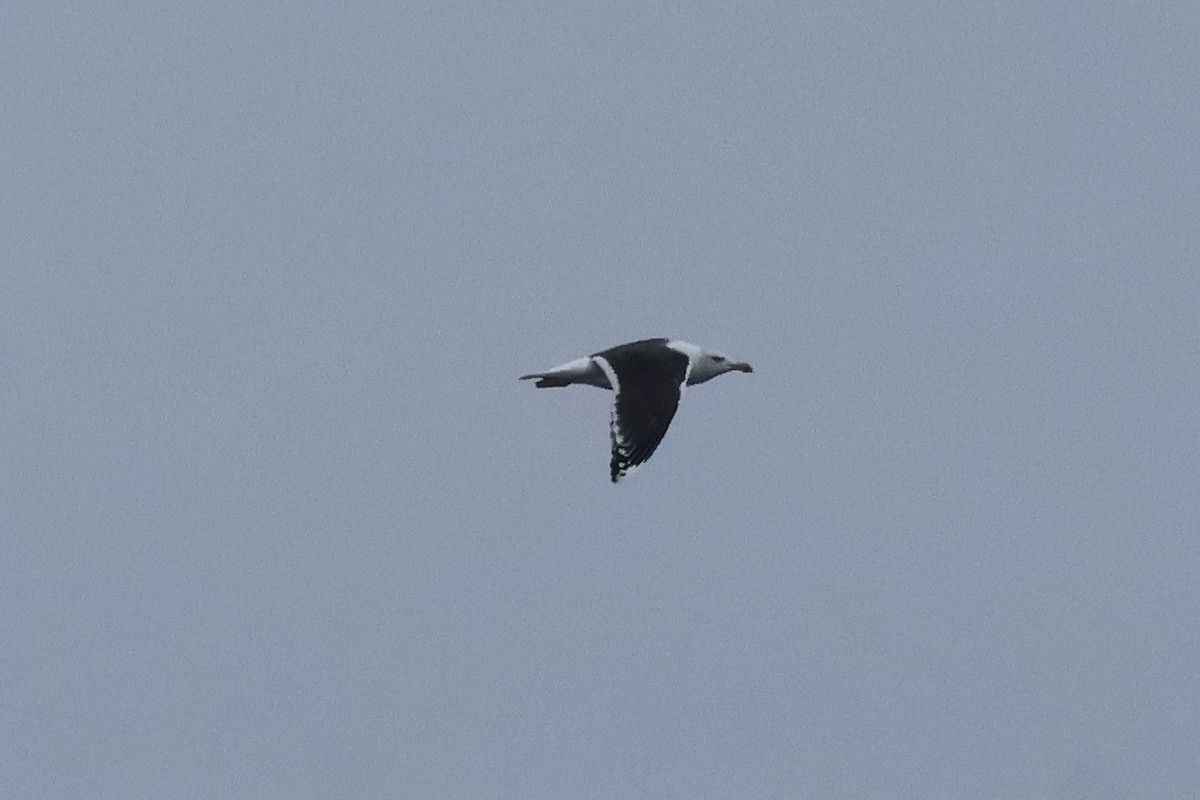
<box><xmin>520</xmin><ymin>338</ymin><xmax>752</xmax><ymax>482</ymax></box>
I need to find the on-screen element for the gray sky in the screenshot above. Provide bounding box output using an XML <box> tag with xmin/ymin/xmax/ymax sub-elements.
<box><xmin>4</xmin><ymin>3</ymin><xmax>1199</xmax><ymax>798</ymax></box>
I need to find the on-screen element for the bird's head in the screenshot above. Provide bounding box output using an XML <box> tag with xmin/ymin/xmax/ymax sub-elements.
<box><xmin>687</xmin><ymin>350</ymin><xmax>753</xmax><ymax>385</ymax></box>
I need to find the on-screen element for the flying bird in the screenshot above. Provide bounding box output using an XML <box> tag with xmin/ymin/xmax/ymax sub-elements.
<box><xmin>520</xmin><ymin>338</ymin><xmax>753</xmax><ymax>482</ymax></box>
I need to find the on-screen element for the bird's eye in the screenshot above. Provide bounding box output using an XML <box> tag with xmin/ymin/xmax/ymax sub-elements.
<box><xmin>712</xmin><ymin>355</ymin><xmax>725</xmax><ymax>362</ymax></box>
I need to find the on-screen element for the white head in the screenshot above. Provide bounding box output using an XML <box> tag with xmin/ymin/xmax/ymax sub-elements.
<box><xmin>666</xmin><ymin>340</ymin><xmax>754</xmax><ymax>386</ymax></box>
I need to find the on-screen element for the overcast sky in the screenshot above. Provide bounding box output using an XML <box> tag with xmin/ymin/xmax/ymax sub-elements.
<box><xmin>4</xmin><ymin>3</ymin><xmax>1199</xmax><ymax>798</ymax></box>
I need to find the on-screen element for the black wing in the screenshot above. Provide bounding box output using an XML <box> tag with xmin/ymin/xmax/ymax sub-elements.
<box><xmin>598</xmin><ymin>341</ymin><xmax>689</xmax><ymax>482</ymax></box>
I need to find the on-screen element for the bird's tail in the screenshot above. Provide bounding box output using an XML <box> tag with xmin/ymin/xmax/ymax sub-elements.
<box><xmin>519</xmin><ymin>373</ymin><xmax>573</xmax><ymax>388</ymax></box>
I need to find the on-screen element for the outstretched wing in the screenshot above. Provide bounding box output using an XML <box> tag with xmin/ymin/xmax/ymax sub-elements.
<box><xmin>594</xmin><ymin>343</ymin><xmax>690</xmax><ymax>482</ymax></box>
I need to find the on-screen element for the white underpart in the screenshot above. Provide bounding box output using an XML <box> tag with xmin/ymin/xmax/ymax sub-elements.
<box><xmin>541</xmin><ymin>356</ymin><xmax>596</xmax><ymax>383</ymax></box>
